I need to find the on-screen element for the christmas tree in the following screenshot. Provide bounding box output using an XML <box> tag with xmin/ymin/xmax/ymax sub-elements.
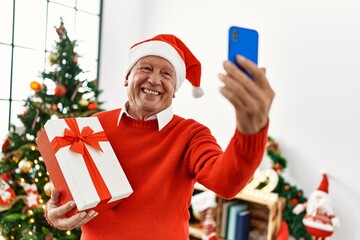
<box><xmin>0</xmin><ymin>19</ymin><xmax>102</xmax><ymax>239</ymax></box>
<box><xmin>266</xmin><ymin>137</ymin><xmax>312</xmax><ymax>239</ymax></box>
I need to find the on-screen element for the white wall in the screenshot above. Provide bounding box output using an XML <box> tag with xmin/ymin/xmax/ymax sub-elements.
<box><xmin>99</xmin><ymin>1</ymin><xmax>360</xmax><ymax>239</ymax></box>
<box><xmin>98</xmin><ymin>0</ymin><xmax>145</xmax><ymax>109</ymax></box>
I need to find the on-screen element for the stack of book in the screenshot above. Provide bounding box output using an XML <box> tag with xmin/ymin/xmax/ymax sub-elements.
<box><xmin>220</xmin><ymin>201</ymin><xmax>252</xmax><ymax>240</ymax></box>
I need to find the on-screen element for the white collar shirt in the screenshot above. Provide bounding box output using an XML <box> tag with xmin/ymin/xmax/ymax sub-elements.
<box><xmin>116</xmin><ymin>101</ymin><xmax>174</xmax><ymax>131</ymax></box>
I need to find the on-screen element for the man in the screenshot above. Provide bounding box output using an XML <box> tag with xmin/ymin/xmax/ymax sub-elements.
<box><xmin>45</xmin><ymin>34</ymin><xmax>274</xmax><ymax>239</ymax></box>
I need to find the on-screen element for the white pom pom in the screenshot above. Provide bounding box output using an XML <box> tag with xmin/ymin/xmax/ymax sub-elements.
<box><xmin>192</xmin><ymin>87</ymin><xmax>204</xmax><ymax>98</ymax></box>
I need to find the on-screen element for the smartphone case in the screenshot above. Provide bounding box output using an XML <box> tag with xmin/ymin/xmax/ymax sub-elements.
<box><xmin>228</xmin><ymin>26</ymin><xmax>259</xmax><ymax>79</ymax></box>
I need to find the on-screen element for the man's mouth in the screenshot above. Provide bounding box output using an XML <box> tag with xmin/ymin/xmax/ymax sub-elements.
<box><xmin>142</xmin><ymin>88</ymin><xmax>160</xmax><ymax>96</ymax></box>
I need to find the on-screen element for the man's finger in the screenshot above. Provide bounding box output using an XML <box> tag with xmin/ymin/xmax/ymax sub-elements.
<box><xmin>50</xmin><ymin>188</ymin><xmax>60</xmax><ymax>203</ymax></box>
<box><xmin>223</xmin><ymin>60</ymin><xmax>252</xmax><ymax>84</ymax></box>
<box><xmin>51</xmin><ymin>200</ymin><xmax>76</xmax><ymax>218</ymax></box>
<box><xmin>235</xmin><ymin>55</ymin><xmax>268</xmax><ymax>88</ymax></box>
<box><xmin>58</xmin><ymin>210</ymin><xmax>98</xmax><ymax>230</ymax></box>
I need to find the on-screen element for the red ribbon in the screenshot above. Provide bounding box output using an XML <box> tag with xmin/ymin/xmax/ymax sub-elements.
<box><xmin>51</xmin><ymin>118</ymin><xmax>111</xmax><ymax>204</ymax></box>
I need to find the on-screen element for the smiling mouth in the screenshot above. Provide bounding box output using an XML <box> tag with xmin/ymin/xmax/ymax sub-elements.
<box><xmin>142</xmin><ymin>88</ymin><xmax>160</xmax><ymax>96</ymax></box>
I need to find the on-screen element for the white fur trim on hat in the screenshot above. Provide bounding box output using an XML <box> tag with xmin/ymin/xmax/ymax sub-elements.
<box><xmin>125</xmin><ymin>40</ymin><xmax>186</xmax><ymax>92</ymax></box>
<box><xmin>192</xmin><ymin>86</ymin><xmax>204</xmax><ymax>98</ymax></box>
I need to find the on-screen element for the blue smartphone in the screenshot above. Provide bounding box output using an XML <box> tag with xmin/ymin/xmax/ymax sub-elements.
<box><xmin>228</xmin><ymin>26</ymin><xmax>259</xmax><ymax>79</ymax></box>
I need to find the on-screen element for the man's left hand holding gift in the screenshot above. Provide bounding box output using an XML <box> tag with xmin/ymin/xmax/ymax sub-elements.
<box><xmin>46</xmin><ymin>189</ymin><xmax>98</xmax><ymax>230</ymax></box>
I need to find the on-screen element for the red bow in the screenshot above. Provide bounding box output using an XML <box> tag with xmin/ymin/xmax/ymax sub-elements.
<box><xmin>51</xmin><ymin>118</ymin><xmax>111</xmax><ymax>205</ymax></box>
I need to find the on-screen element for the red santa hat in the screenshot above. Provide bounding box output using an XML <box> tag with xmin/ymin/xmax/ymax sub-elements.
<box><xmin>317</xmin><ymin>173</ymin><xmax>329</xmax><ymax>193</ymax></box>
<box><xmin>124</xmin><ymin>34</ymin><xmax>204</xmax><ymax>98</ymax></box>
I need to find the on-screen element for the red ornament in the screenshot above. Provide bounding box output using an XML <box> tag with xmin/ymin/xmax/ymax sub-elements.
<box><xmin>88</xmin><ymin>101</ymin><xmax>98</xmax><ymax>110</ymax></box>
<box><xmin>284</xmin><ymin>185</ymin><xmax>290</xmax><ymax>191</ymax></box>
<box><xmin>2</xmin><ymin>139</ymin><xmax>10</xmax><ymax>151</ymax></box>
<box><xmin>290</xmin><ymin>198</ymin><xmax>299</xmax><ymax>206</ymax></box>
<box><xmin>54</xmin><ymin>84</ymin><xmax>67</xmax><ymax>97</ymax></box>
<box><xmin>72</xmin><ymin>55</ymin><xmax>78</xmax><ymax>64</ymax></box>
<box><xmin>30</xmin><ymin>81</ymin><xmax>41</xmax><ymax>91</ymax></box>
<box><xmin>51</xmin><ymin>103</ymin><xmax>58</xmax><ymax>111</ymax></box>
<box><xmin>297</xmin><ymin>191</ymin><xmax>303</xmax><ymax>197</ymax></box>
<box><xmin>274</xmin><ymin>163</ymin><xmax>282</xmax><ymax>170</ymax></box>
<box><xmin>0</xmin><ymin>172</ymin><xmax>12</xmax><ymax>182</ymax></box>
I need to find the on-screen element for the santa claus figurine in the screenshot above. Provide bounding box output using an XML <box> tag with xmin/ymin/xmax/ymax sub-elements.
<box><xmin>0</xmin><ymin>179</ymin><xmax>16</xmax><ymax>209</ymax></box>
<box><xmin>293</xmin><ymin>173</ymin><xmax>340</xmax><ymax>240</ymax></box>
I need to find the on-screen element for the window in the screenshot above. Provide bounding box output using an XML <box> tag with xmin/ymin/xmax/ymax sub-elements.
<box><xmin>0</xmin><ymin>0</ymin><xmax>102</xmax><ymax>141</ymax></box>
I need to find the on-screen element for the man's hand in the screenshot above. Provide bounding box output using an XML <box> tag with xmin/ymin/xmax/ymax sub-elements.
<box><xmin>219</xmin><ymin>55</ymin><xmax>275</xmax><ymax>134</ymax></box>
<box><xmin>45</xmin><ymin>188</ymin><xmax>98</xmax><ymax>230</ymax></box>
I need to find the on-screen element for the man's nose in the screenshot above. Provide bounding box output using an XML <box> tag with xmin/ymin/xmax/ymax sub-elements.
<box><xmin>147</xmin><ymin>73</ymin><xmax>161</xmax><ymax>85</ymax></box>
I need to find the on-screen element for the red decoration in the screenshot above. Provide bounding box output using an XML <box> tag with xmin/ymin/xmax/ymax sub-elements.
<box><xmin>0</xmin><ymin>179</ymin><xmax>16</xmax><ymax>206</ymax></box>
<box><xmin>54</xmin><ymin>84</ymin><xmax>67</xmax><ymax>97</ymax></box>
<box><xmin>284</xmin><ymin>185</ymin><xmax>290</xmax><ymax>191</ymax></box>
<box><xmin>0</xmin><ymin>172</ymin><xmax>12</xmax><ymax>182</ymax></box>
<box><xmin>20</xmin><ymin>182</ymin><xmax>40</xmax><ymax>209</ymax></box>
<box><xmin>290</xmin><ymin>198</ymin><xmax>299</xmax><ymax>206</ymax></box>
<box><xmin>88</xmin><ymin>101</ymin><xmax>98</xmax><ymax>110</ymax></box>
<box><xmin>73</xmin><ymin>55</ymin><xmax>78</xmax><ymax>64</ymax></box>
<box><xmin>297</xmin><ymin>192</ymin><xmax>303</xmax><ymax>197</ymax></box>
<box><xmin>293</xmin><ymin>174</ymin><xmax>340</xmax><ymax>240</ymax></box>
<box><xmin>51</xmin><ymin>103</ymin><xmax>58</xmax><ymax>111</ymax></box>
<box><xmin>30</xmin><ymin>81</ymin><xmax>41</xmax><ymax>91</ymax></box>
<box><xmin>199</xmin><ymin>208</ymin><xmax>218</xmax><ymax>240</ymax></box>
<box><xmin>273</xmin><ymin>163</ymin><xmax>282</xmax><ymax>170</ymax></box>
<box><xmin>2</xmin><ymin>139</ymin><xmax>10</xmax><ymax>151</ymax></box>
<box><xmin>276</xmin><ymin>221</ymin><xmax>289</xmax><ymax>240</ymax></box>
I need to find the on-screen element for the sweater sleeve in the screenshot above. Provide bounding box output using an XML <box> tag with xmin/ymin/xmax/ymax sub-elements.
<box><xmin>187</xmin><ymin>121</ymin><xmax>269</xmax><ymax>199</ymax></box>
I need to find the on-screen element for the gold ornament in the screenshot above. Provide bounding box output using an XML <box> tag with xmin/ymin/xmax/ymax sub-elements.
<box><xmin>12</xmin><ymin>153</ymin><xmax>21</xmax><ymax>163</ymax></box>
<box><xmin>78</xmin><ymin>99</ymin><xmax>89</xmax><ymax>107</ymax></box>
<box><xmin>48</xmin><ymin>52</ymin><xmax>58</xmax><ymax>66</ymax></box>
<box><xmin>43</xmin><ymin>181</ymin><xmax>54</xmax><ymax>197</ymax></box>
<box><xmin>18</xmin><ymin>159</ymin><xmax>33</xmax><ymax>173</ymax></box>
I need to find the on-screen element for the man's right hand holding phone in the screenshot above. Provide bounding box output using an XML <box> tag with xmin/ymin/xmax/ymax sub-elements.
<box><xmin>218</xmin><ymin>55</ymin><xmax>274</xmax><ymax>134</ymax></box>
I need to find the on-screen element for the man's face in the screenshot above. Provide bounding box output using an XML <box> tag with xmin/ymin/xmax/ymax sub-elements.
<box><xmin>125</xmin><ymin>56</ymin><xmax>177</xmax><ymax>119</ymax></box>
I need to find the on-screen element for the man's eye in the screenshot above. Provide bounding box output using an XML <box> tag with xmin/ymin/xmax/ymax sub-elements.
<box><xmin>162</xmin><ymin>71</ymin><xmax>172</xmax><ymax>78</ymax></box>
<box><xmin>140</xmin><ymin>67</ymin><xmax>151</xmax><ymax>72</ymax></box>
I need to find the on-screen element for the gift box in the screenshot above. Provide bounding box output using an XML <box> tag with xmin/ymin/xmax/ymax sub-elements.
<box><xmin>36</xmin><ymin>117</ymin><xmax>133</xmax><ymax>216</ymax></box>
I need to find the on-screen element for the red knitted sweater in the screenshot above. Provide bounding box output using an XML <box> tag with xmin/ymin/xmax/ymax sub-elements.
<box><xmin>80</xmin><ymin>108</ymin><xmax>268</xmax><ymax>239</ymax></box>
